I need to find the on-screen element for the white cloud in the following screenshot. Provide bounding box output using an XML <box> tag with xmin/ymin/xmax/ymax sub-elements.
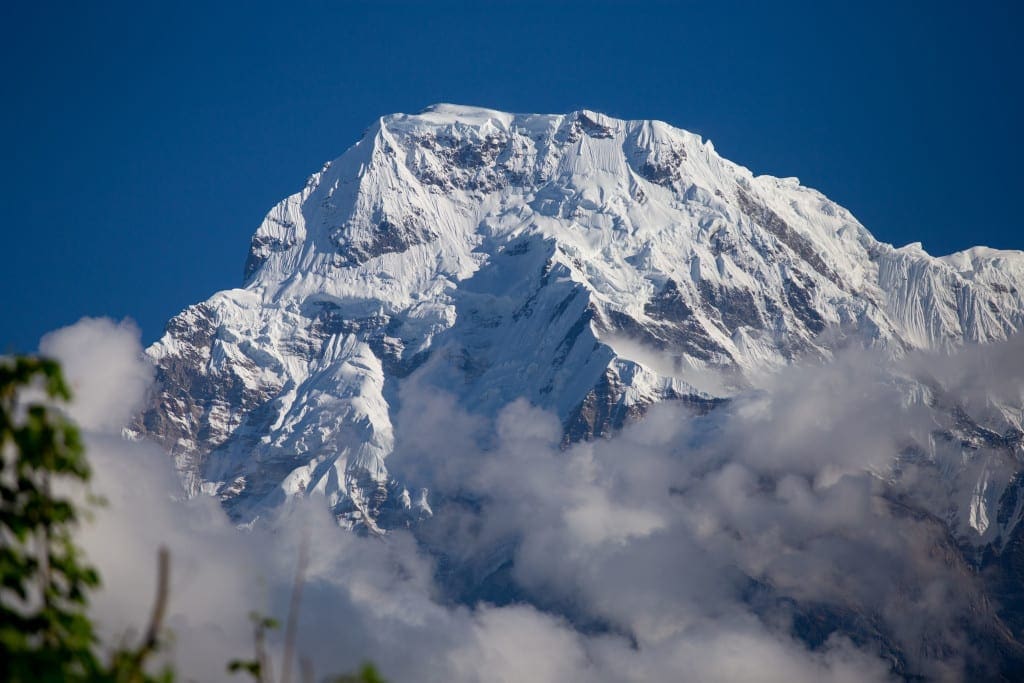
<box><xmin>38</xmin><ymin>318</ymin><xmax>1024</xmax><ymax>681</ymax></box>
<box><xmin>39</xmin><ymin>317</ymin><xmax>153</xmax><ymax>432</ymax></box>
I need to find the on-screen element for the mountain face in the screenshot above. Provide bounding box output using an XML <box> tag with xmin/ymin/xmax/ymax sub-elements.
<box><xmin>135</xmin><ymin>105</ymin><xmax>1024</xmax><ymax>539</ymax></box>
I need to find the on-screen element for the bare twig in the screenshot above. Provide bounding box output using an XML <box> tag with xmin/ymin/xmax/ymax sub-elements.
<box><xmin>280</xmin><ymin>531</ymin><xmax>310</xmax><ymax>683</ymax></box>
<box><xmin>122</xmin><ymin>544</ymin><xmax>171</xmax><ymax>679</ymax></box>
<box><xmin>255</xmin><ymin>619</ymin><xmax>272</xmax><ymax>683</ymax></box>
<box><xmin>139</xmin><ymin>546</ymin><xmax>171</xmax><ymax>656</ymax></box>
<box><xmin>299</xmin><ymin>656</ymin><xmax>315</xmax><ymax>683</ymax></box>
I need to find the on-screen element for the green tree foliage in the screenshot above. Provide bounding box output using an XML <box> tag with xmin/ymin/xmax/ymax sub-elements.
<box><xmin>328</xmin><ymin>663</ymin><xmax>388</xmax><ymax>683</ymax></box>
<box><xmin>1</xmin><ymin>356</ymin><xmax>386</xmax><ymax>683</ymax></box>
<box><xmin>0</xmin><ymin>356</ymin><xmax>171</xmax><ymax>683</ymax></box>
<box><xmin>228</xmin><ymin>612</ymin><xmax>280</xmax><ymax>682</ymax></box>
<box><xmin>227</xmin><ymin>612</ymin><xmax>389</xmax><ymax>683</ymax></box>
<box><xmin>0</xmin><ymin>357</ymin><xmax>101</xmax><ymax>681</ymax></box>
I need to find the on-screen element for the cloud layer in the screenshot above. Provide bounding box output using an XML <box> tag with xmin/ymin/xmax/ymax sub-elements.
<box><xmin>41</xmin><ymin>318</ymin><xmax>1024</xmax><ymax>682</ymax></box>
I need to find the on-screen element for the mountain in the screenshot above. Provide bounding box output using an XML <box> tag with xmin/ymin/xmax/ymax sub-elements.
<box><xmin>133</xmin><ymin>104</ymin><xmax>1024</xmax><ymax>540</ymax></box>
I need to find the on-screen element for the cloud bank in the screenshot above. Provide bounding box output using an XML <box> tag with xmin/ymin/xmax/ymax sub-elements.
<box><xmin>40</xmin><ymin>318</ymin><xmax>1024</xmax><ymax>681</ymax></box>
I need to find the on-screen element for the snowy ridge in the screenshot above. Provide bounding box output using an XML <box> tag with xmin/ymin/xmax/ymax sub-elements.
<box><xmin>135</xmin><ymin>104</ymin><xmax>1024</xmax><ymax>534</ymax></box>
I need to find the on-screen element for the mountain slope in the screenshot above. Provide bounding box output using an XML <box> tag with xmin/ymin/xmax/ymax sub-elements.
<box><xmin>134</xmin><ymin>104</ymin><xmax>1024</xmax><ymax>534</ymax></box>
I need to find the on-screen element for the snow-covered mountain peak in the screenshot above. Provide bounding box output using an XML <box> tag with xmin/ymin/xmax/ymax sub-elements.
<box><xmin>139</xmin><ymin>105</ymin><xmax>1024</xmax><ymax>532</ymax></box>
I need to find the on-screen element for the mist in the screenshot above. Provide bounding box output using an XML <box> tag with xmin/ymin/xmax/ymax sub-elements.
<box><xmin>41</xmin><ymin>318</ymin><xmax>1024</xmax><ymax>681</ymax></box>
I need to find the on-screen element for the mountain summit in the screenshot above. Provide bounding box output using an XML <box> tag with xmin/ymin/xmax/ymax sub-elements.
<box><xmin>134</xmin><ymin>105</ymin><xmax>1024</xmax><ymax>533</ymax></box>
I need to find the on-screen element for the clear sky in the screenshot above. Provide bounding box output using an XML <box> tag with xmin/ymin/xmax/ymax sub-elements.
<box><xmin>3</xmin><ymin>0</ymin><xmax>1021</xmax><ymax>352</ymax></box>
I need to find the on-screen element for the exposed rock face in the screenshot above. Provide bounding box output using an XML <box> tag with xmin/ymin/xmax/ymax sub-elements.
<box><xmin>134</xmin><ymin>105</ymin><xmax>1024</xmax><ymax>537</ymax></box>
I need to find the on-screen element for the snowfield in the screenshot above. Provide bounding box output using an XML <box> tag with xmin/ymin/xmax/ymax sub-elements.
<box><xmin>135</xmin><ymin>104</ymin><xmax>1024</xmax><ymax>542</ymax></box>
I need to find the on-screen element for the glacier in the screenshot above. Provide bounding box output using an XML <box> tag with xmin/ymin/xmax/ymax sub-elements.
<box><xmin>133</xmin><ymin>104</ymin><xmax>1024</xmax><ymax>544</ymax></box>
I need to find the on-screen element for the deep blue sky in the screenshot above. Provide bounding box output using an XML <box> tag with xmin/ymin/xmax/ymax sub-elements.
<box><xmin>3</xmin><ymin>1</ymin><xmax>1021</xmax><ymax>351</ymax></box>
